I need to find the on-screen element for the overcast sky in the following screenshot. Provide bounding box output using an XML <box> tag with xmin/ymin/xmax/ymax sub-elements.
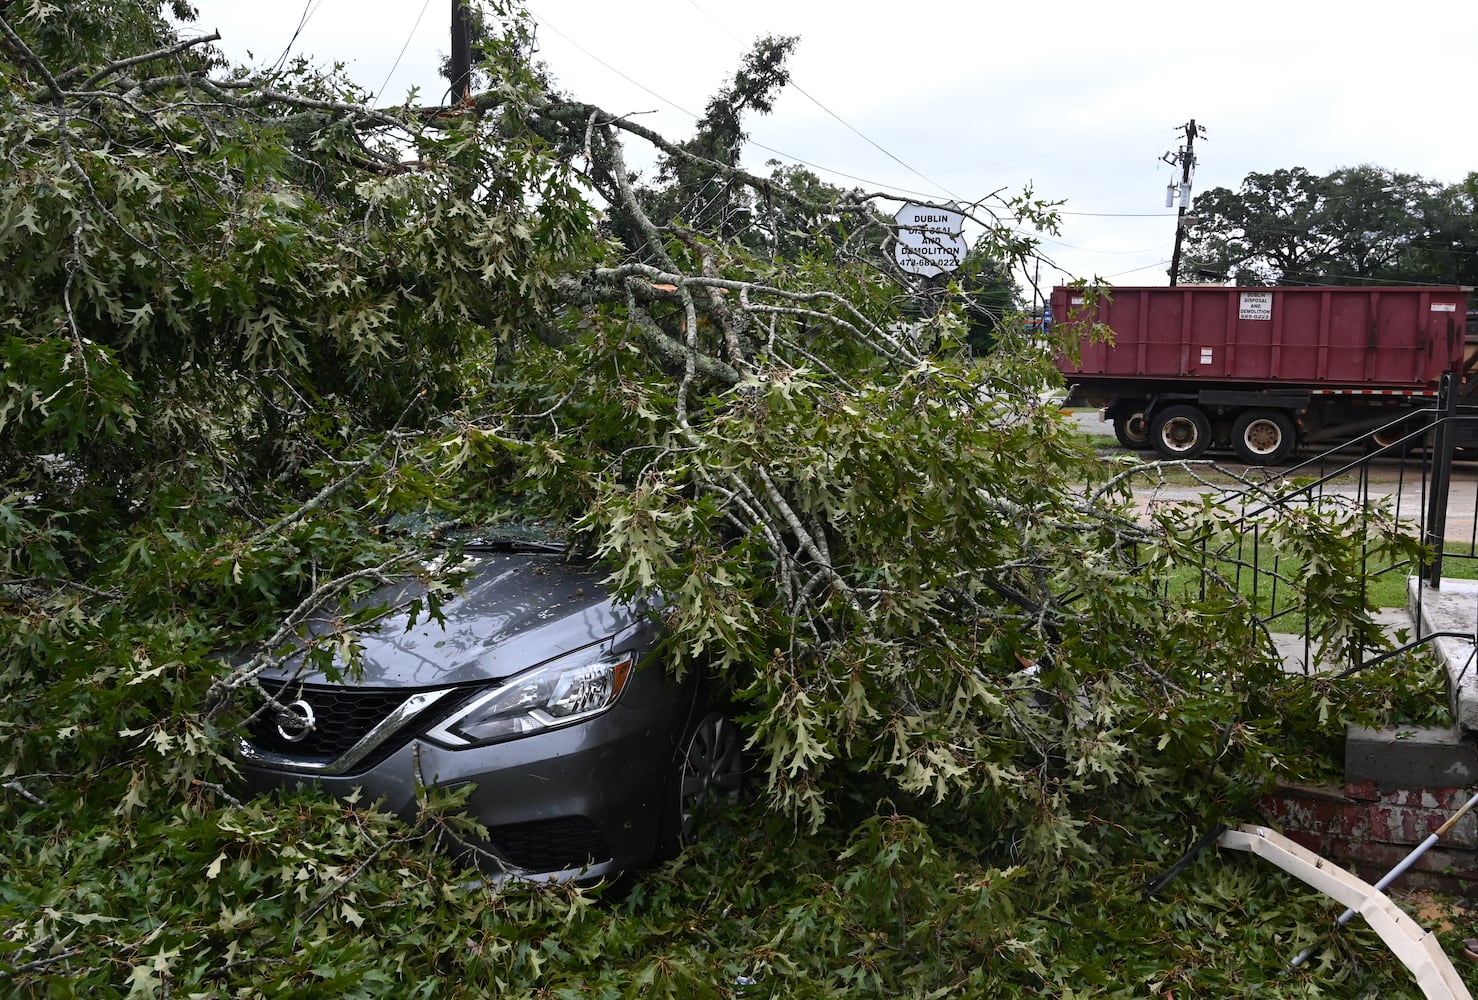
<box><xmin>184</xmin><ymin>0</ymin><xmax>1478</xmax><ymax>296</ymax></box>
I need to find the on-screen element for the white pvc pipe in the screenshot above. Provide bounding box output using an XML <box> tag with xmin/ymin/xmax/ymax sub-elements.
<box><xmin>1289</xmin><ymin>787</ymin><xmax>1478</xmax><ymax>969</ymax></box>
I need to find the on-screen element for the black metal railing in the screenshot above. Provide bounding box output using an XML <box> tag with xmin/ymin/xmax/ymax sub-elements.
<box><xmin>1153</xmin><ymin>373</ymin><xmax>1478</xmax><ymax>680</ymax></box>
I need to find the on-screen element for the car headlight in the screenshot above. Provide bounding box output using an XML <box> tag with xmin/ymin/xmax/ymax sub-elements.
<box><xmin>423</xmin><ymin>649</ymin><xmax>635</xmax><ymax>748</ymax></box>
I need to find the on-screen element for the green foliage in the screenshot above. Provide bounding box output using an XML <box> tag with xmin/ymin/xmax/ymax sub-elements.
<box><xmin>5</xmin><ymin>793</ymin><xmax>1465</xmax><ymax>997</ymax></box>
<box><xmin>0</xmin><ymin>1</ymin><xmax>1468</xmax><ymax>997</ymax></box>
<box><xmin>1397</xmin><ymin>171</ymin><xmax>1478</xmax><ymax>287</ymax></box>
<box><xmin>0</xmin><ymin>0</ymin><xmax>598</xmax><ymax>529</ymax></box>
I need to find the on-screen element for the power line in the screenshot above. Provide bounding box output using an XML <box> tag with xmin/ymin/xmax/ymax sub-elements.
<box><xmin>539</xmin><ymin>3</ymin><xmax>957</xmax><ymax>203</ymax></box>
<box><xmin>530</xmin><ymin>12</ymin><xmax>700</xmax><ymax>120</ymax></box>
<box><xmin>1278</xmin><ymin>271</ymin><xmax>1474</xmax><ymax>287</ymax></box>
<box><xmin>1037</xmin><ymin>239</ymin><xmax>1170</xmax><ymax>256</ymax></box>
<box><xmin>679</xmin><ymin>0</ymin><xmax>957</xmax><ymax>201</ymax></box>
<box><xmin>1104</xmin><ymin>259</ymin><xmax>1173</xmax><ymax>280</ymax></box>
<box><xmin>1177</xmin><ymin>210</ymin><xmax>1478</xmax><ymax>250</ymax></box>
<box><xmin>269</xmin><ymin>0</ymin><xmax>326</xmax><ymax>74</ymax></box>
<box><xmin>529</xmin><ymin>13</ymin><xmax>958</xmax><ymax>206</ymax></box>
<box><xmin>531</xmin><ymin>7</ymin><xmax>1196</xmax><ymax>279</ymax></box>
<box><xmin>740</xmin><ymin>144</ymin><xmax>944</xmax><ymax>200</ymax></box>
<box><xmin>1061</xmin><ymin>211</ymin><xmax>1178</xmax><ymax>218</ymax></box>
<box><xmin>781</xmin><ymin>78</ymin><xmax>958</xmax><ymax>202</ymax></box>
<box><xmin>375</xmin><ymin>0</ymin><xmax>436</xmax><ymax>104</ymax></box>
<box><xmin>531</xmin><ymin>2</ymin><xmax>1215</xmax><ymax>260</ymax></box>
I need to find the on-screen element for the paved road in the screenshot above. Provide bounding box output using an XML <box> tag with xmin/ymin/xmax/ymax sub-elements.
<box><xmin>1065</xmin><ymin>408</ymin><xmax>1478</xmax><ymax>539</ymax></box>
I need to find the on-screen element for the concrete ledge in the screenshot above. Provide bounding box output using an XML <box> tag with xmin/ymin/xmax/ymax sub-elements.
<box><xmin>1408</xmin><ymin>577</ymin><xmax>1478</xmax><ymax>732</ymax></box>
<box><xmin>1346</xmin><ymin>724</ymin><xmax>1478</xmax><ymax>792</ymax></box>
<box><xmin>1266</xmin><ymin>579</ymin><xmax>1478</xmax><ymax>898</ymax></box>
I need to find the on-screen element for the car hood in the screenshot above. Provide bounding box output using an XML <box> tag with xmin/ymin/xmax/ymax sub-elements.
<box><xmin>275</xmin><ymin>552</ymin><xmax>649</xmax><ymax>688</ymax></box>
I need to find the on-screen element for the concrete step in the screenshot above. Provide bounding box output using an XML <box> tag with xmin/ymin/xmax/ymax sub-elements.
<box><xmin>1269</xmin><ymin>606</ymin><xmax>1420</xmax><ymax>676</ymax></box>
<box><xmin>1409</xmin><ymin>577</ymin><xmax>1478</xmax><ymax>732</ymax></box>
<box><xmin>1261</xmin><ymin>579</ymin><xmax>1478</xmax><ymax>897</ymax></box>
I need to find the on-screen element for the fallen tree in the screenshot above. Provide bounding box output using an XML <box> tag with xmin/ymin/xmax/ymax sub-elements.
<box><xmin>0</xmin><ymin>1</ymin><xmax>1457</xmax><ymax>996</ymax></box>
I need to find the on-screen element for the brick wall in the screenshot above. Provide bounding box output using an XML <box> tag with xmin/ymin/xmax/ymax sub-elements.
<box><xmin>1257</xmin><ymin>782</ymin><xmax>1478</xmax><ymax>897</ymax></box>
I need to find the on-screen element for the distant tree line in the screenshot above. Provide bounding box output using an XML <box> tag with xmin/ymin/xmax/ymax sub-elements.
<box><xmin>1177</xmin><ymin>164</ymin><xmax>1478</xmax><ymax>287</ymax></box>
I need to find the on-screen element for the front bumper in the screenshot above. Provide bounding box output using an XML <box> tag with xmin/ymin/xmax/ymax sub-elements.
<box><xmin>239</xmin><ymin>691</ymin><xmax>691</xmax><ymax>881</ymax></box>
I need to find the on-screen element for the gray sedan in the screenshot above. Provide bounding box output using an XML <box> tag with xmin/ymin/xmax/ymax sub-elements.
<box><xmin>237</xmin><ymin>542</ymin><xmax>743</xmax><ymax>881</ymax></box>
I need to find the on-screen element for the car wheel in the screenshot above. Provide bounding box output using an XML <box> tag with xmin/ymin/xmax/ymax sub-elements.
<box><xmin>659</xmin><ymin>708</ymin><xmax>743</xmax><ymax>855</ymax></box>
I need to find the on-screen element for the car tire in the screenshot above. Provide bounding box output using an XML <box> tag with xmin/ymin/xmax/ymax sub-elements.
<box><xmin>657</xmin><ymin>707</ymin><xmax>744</xmax><ymax>857</ymax></box>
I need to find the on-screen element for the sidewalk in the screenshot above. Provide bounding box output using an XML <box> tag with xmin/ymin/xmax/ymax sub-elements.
<box><xmin>1270</xmin><ymin>607</ymin><xmax>1421</xmax><ymax>676</ymax></box>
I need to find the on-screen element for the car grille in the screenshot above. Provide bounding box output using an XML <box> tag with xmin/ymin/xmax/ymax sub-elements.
<box><xmin>243</xmin><ymin>685</ymin><xmax>433</xmax><ymax>768</ymax></box>
<box><xmin>486</xmin><ymin>817</ymin><xmax>612</xmax><ymax>873</ymax></box>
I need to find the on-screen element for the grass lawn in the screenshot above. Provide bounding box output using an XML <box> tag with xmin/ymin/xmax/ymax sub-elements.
<box><xmin>1064</xmin><ymin>410</ymin><xmax>1478</xmax><ymax>611</ymax></box>
<box><xmin>1160</xmin><ymin>531</ymin><xmax>1478</xmax><ymax>611</ymax></box>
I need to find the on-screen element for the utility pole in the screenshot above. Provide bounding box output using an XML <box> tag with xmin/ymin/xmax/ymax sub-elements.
<box><xmin>449</xmin><ymin>0</ymin><xmax>472</xmax><ymax>104</ymax></box>
<box><xmin>1162</xmin><ymin>119</ymin><xmax>1206</xmax><ymax>286</ymax></box>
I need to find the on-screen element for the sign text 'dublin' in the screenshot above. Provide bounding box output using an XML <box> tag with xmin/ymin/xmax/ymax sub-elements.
<box><xmin>893</xmin><ymin>203</ymin><xmax>968</xmax><ymax>277</ymax></box>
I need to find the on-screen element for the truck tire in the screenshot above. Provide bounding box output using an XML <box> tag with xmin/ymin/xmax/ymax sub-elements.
<box><xmin>1151</xmin><ymin>405</ymin><xmax>1211</xmax><ymax>460</ymax></box>
<box><xmin>1370</xmin><ymin>418</ymin><xmax>1423</xmax><ymax>457</ymax></box>
<box><xmin>1113</xmin><ymin>410</ymin><xmax>1149</xmax><ymax>450</ymax></box>
<box><xmin>1231</xmin><ymin>410</ymin><xmax>1296</xmax><ymax>465</ymax></box>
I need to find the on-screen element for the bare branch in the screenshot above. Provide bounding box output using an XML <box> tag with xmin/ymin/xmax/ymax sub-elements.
<box><xmin>3</xmin><ymin>778</ymin><xmax>50</xmax><ymax>807</ymax></box>
<box><xmin>77</xmin><ymin>31</ymin><xmax>221</xmax><ymax>91</ymax></box>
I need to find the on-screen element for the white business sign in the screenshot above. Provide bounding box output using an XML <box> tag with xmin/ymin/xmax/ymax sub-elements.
<box><xmin>893</xmin><ymin>203</ymin><xmax>969</xmax><ymax>277</ymax></box>
<box><xmin>1239</xmin><ymin>291</ymin><xmax>1273</xmax><ymax>321</ymax></box>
